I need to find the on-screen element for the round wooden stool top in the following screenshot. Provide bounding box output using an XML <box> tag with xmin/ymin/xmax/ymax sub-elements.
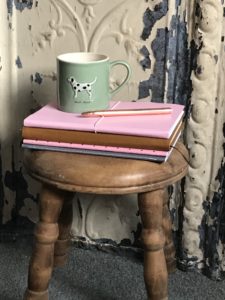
<box><xmin>23</xmin><ymin>142</ymin><xmax>188</xmax><ymax>194</ymax></box>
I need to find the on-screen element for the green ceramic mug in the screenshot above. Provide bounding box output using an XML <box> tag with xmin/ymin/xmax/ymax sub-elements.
<box><xmin>57</xmin><ymin>52</ymin><xmax>131</xmax><ymax>113</ymax></box>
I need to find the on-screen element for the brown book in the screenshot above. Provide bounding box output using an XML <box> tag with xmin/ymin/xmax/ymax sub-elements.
<box><xmin>22</xmin><ymin>120</ymin><xmax>183</xmax><ymax>151</ymax></box>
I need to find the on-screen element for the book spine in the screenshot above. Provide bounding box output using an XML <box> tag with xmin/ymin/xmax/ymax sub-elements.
<box><xmin>22</xmin><ymin>127</ymin><xmax>171</xmax><ymax>151</ymax></box>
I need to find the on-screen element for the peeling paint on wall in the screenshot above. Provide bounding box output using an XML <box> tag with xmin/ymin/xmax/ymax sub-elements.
<box><xmin>201</xmin><ymin>124</ymin><xmax>225</xmax><ymax>279</ymax></box>
<box><xmin>141</xmin><ymin>1</ymin><xmax>168</xmax><ymax>41</ymax></box>
<box><xmin>15</xmin><ymin>0</ymin><xmax>33</xmax><ymax>11</ymax></box>
<box><xmin>182</xmin><ymin>0</ymin><xmax>225</xmax><ymax>279</ymax></box>
<box><xmin>7</xmin><ymin>0</ymin><xmax>33</xmax><ymax>15</ymax></box>
<box><xmin>3</xmin><ymin>146</ymin><xmax>38</xmax><ymax>228</ymax></box>
<box><xmin>0</xmin><ymin>146</ymin><xmax>4</xmax><ymax>226</ymax></box>
<box><xmin>202</xmin><ymin>161</ymin><xmax>225</xmax><ymax>280</ymax></box>
<box><xmin>15</xmin><ymin>56</ymin><xmax>22</xmax><ymax>69</ymax></box>
<box><xmin>139</xmin><ymin>6</ymin><xmax>190</xmax><ymax>105</ymax></box>
<box><xmin>139</xmin><ymin>46</ymin><xmax>151</xmax><ymax>70</ymax></box>
<box><xmin>167</xmin><ymin>15</ymin><xmax>190</xmax><ymax>104</ymax></box>
<box><xmin>6</xmin><ymin>0</ymin><xmax>13</xmax><ymax>15</ymax></box>
<box><xmin>31</xmin><ymin>72</ymin><xmax>43</xmax><ymax>84</ymax></box>
<box><xmin>139</xmin><ymin>28</ymin><xmax>167</xmax><ymax>101</ymax></box>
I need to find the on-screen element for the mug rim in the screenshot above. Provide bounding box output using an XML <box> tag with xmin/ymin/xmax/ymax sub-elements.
<box><xmin>57</xmin><ymin>52</ymin><xmax>109</xmax><ymax>64</ymax></box>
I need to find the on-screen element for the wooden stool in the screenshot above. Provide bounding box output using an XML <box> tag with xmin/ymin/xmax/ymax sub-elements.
<box><xmin>23</xmin><ymin>142</ymin><xmax>188</xmax><ymax>300</ymax></box>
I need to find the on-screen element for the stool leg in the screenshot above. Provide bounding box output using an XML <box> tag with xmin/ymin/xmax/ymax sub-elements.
<box><xmin>54</xmin><ymin>192</ymin><xmax>73</xmax><ymax>267</ymax></box>
<box><xmin>138</xmin><ymin>190</ymin><xmax>168</xmax><ymax>300</ymax></box>
<box><xmin>24</xmin><ymin>185</ymin><xmax>64</xmax><ymax>300</ymax></box>
<box><xmin>162</xmin><ymin>189</ymin><xmax>176</xmax><ymax>273</ymax></box>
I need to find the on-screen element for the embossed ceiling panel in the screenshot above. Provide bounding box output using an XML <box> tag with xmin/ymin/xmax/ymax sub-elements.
<box><xmin>14</xmin><ymin>0</ymin><xmax>151</xmax><ymax>106</ymax></box>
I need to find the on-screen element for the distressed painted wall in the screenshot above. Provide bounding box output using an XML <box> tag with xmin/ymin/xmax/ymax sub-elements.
<box><xmin>182</xmin><ymin>0</ymin><xmax>225</xmax><ymax>279</ymax></box>
<box><xmin>0</xmin><ymin>0</ymin><xmax>225</xmax><ymax>280</ymax></box>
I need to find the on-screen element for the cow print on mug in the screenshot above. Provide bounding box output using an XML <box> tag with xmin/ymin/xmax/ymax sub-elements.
<box><xmin>67</xmin><ymin>76</ymin><xmax>97</xmax><ymax>100</ymax></box>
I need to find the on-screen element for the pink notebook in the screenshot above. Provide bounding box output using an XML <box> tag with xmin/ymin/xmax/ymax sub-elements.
<box><xmin>22</xmin><ymin>137</ymin><xmax>180</xmax><ymax>162</ymax></box>
<box><xmin>23</xmin><ymin>101</ymin><xmax>184</xmax><ymax>139</ymax></box>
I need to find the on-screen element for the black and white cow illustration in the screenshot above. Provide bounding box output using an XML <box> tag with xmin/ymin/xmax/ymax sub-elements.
<box><xmin>67</xmin><ymin>76</ymin><xmax>97</xmax><ymax>99</ymax></box>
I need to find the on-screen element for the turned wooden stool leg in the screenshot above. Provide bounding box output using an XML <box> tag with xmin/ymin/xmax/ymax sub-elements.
<box><xmin>54</xmin><ymin>192</ymin><xmax>73</xmax><ymax>267</ymax></box>
<box><xmin>138</xmin><ymin>190</ymin><xmax>167</xmax><ymax>300</ymax></box>
<box><xmin>24</xmin><ymin>185</ymin><xmax>64</xmax><ymax>300</ymax></box>
<box><xmin>162</xmin><ymin>189</ymin><xmax>176</xmax><ymax>273</ymax></box>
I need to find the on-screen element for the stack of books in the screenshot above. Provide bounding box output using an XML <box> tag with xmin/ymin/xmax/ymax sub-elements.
<box><xmin>22</xmin><ymin>100</ymin><xmax>185</xmax><ymax>162</ymax></box>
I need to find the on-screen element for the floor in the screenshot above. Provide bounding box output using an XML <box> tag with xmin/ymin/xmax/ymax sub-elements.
<box><xmin>0</xmin><ymin>236</ymin><xmax>225</xmax><ymax>300</ymax></box>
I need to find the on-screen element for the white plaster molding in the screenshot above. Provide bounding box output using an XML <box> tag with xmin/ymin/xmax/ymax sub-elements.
<box><xmin>184</xmin><ymin>0</ymin><xmax>223</xmax><ymax>262</ymax></box>
<box><xmin>206</xmin><ymin>3</ymin><xmax>225</xmax><ymax>270</ymax></box>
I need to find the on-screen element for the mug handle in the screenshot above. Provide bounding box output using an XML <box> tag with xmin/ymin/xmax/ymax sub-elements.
<box><xmin>109</xmin><ymin>60</ymin><xmax>131</xmax><ymax>95</ymax></box>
